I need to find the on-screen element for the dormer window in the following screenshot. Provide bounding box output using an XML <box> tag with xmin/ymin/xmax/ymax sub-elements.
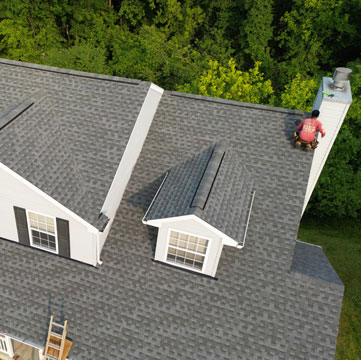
<box><xmin>27</xmin><ymin>211</ymin><xmax>57</xmax><ymax>253</ymax></box>
<box><xmin>167</xmin><ymin>230</ymin><xmax>209</xmax><ymax>271</ymax></box>
<box><xmin>143</xmin><ymin>141</ymin><xmax>256</xmax><ymax>277</ymax></box>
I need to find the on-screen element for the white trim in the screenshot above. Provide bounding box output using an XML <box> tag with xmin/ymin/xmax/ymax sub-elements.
<box><xmin>146</xmin><ymin>214</ymin><xmax>239</xmax><ymax>247</ymax></box>
<box><xmin>26</xmin><ymin>209</ymin><xmax>59</xmax><ymax>254</ymax></box>
<box><xmin>238</xmin><ymin>190</ymin><xmax>256</xmax><ymax>249</ymax></box>
<box><xmin>164</xmin><ymin>228</ymin><xmax>212</xmax><ymax>274</ymax></box>
<box><xmin>0</xmin><ymin>333</ymin><xmax>14</xmax><ymax>357</ymax></box>
<box><xmin>142</xmin><ymin>172</ymin><xmax>169</xmax><ymax>223</ymax></box>
<box><xmin>101</xmin><ymin>82</ymin><xmax>164</xmax><ymax>219</ymax></box>
<box><xmin>0</xmin><ymin>162</ymin><xmax>99</xmax><ymax>233</ymax></box>
<box><xmin>296</xmin><ymin>240</ymin><xmax>322</xmax><ymax>249</ymax></box>
<box><xmin>150</xmin><ymin>83</ymin><xmax>164</xmax><ymax>94</ymax></box>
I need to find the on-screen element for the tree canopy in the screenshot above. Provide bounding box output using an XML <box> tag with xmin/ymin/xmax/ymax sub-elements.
<box><xmin>0</xmin><ymin>0</ymin><xmax>360</xmax><ymax>219</ymax></box>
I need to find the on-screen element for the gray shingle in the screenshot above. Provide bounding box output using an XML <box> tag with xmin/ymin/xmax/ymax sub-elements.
<box><xmin>0</xmin><ymin>58</ymin><xmax>150</xmax><ymax>228</ymax></box>
<box><xmin>0</xmin><ymin>64</ymin><xmax>344</xmax><ymax>360</ymax></box>
<box><xmin>145</xmin><ymin>140</ymin><xmax>255</xmax><ymax>243</ymax></box>
<box><xmin>291</xmin><ymin>241</ymin><xmax>343</xmax><ymax>285</ymax></box>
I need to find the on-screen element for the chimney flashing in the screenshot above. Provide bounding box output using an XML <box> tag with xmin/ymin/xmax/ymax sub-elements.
<box><xmin>322</xmin><ymin>77</ymin><xmax>352</xmax><ymax>104</ymax></box>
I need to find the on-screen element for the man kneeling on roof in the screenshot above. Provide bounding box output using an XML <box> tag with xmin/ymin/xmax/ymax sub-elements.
<box><xmin>294</xmin><ymin>110</ymin><xmax>326</xmax><ymax>150</ymax></box>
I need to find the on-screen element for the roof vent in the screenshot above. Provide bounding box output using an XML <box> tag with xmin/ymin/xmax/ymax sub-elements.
<box><xmin>331</xmin><ymin>67</ymin><xmax>352</xmax><ymax>90</ymax></box>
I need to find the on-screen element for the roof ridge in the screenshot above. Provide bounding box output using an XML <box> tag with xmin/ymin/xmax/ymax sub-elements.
<box><xmin>167</xmin><ymin>90</ymin><xmax>306</xmax><ymax>115</ymax></box>
<box><xmin>191</xmin><ymin>141</ymin><xmax>226</xmax><ymax>210</ymax></box>
<box><xmin>0</xmin><ymin>58</ymin><xmax>141</xmax><ymax>85</ymax></box>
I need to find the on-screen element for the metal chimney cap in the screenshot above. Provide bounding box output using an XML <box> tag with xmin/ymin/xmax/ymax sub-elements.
<box><xmin>332</xmin><ymin>67</ymin><xmax>352</xmax><ymax>90</ymax></box>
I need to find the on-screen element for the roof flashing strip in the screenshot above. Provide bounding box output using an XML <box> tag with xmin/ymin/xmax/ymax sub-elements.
<box><xmin>237</xmin><ymin>190</ymin><xmax>256</xmax><ymax>248</ymax></box>
<box><xmin>191</xmin><ymin>141</ymin><xmax>226</xmax><ymax>210</ymax></box>
<box><xmin>0</xmin><ymin>99</ymin><xmax>34</xmax><ymax>131</ymax></box>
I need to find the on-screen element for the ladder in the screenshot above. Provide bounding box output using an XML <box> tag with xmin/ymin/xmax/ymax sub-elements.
<box><xmin>44</xmin><ymin>315</ymin><xmax>68</xmax><ymax>360</ymax></box>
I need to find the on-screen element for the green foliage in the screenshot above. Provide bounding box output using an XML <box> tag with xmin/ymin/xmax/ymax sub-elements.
<box><xmin>178</xmin><ymin>59</ymin><xmax>274</xmax><ymax>104</ymax></box>
<box><xmin>42</xmin><ymin>42</ymin><xmax>109</xmax><ymax>74</ymax></box>
<box><xmin>0</xmin><ymin>0</ymin><xmax>360</xmax><ymax>220</ymax></box>
<box><xmin>243</xmin><ymin>0</ymin><xmax>274</xmax><ymax>74</ymax></box>
<box><xmin>279</xmin><ymin>73</ymin><xmax>317</xmax><ymax>111</ymax></box>
<box><xmin>275</xmin><ymin>0</ymin><xmax>349</xmax><ymax>86</ymax></box>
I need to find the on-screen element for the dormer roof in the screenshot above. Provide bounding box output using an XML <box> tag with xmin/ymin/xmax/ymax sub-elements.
<box><xmin>144</xmin><ymin>141</ymin><xmax>254</xmax><ymax>244</ymax></box>
<box><xmin>0</xmin><ymin>59</ymin><xmax>151</xmax><ymax>229</ymax></box>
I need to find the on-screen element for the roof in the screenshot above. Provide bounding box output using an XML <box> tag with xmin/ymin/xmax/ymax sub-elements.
<box><xmin>0</xmin><ymin>58</ymin><xmax>150</xmax><ymax>229</ymax></box>
<box><xmin>0</xmin><ymin>63</ymin><xmax>344</xmax><ymax>360</ymax></box>
<box><xmin>291</xmin><ymin>241</ymin><xmax>343</xmax><ymax>285</ymax></box>
<box><xmin>144</xmin><ymin>140</ymin><xmax>255</xmax><ymax>243</ymax></box>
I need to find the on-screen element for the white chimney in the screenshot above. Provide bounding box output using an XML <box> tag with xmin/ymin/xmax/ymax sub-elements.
<box><xmin>303</xmin><ymin>68</ymin><xmax>353</xmax><ymax>214</ymax></box>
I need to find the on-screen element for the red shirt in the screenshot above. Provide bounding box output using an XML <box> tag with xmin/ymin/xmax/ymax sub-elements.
<box><xmin>297</xmin><ymin>118</ymin><xmax>325</xmax><ymax>142</ymax></box>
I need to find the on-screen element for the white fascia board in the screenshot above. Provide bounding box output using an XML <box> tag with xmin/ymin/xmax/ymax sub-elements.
<box><xmin>0</xmin><ymin>162</ymin><xmax>99</xmax><ymax>233</ymax></box>
<box><xmin>145</xmin><ymin>214</ymin><xmax>239</xmax><ymax>247</ymax></box>
<box><xmin>101</xmin><ymin>82</ymin><xmax>164</xmax><ymax>219</ymax></box>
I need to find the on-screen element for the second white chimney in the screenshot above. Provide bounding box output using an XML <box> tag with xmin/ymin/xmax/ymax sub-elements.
<box><xmin>303</xmin><ymin>68</ymin><xmax>353</xmax><ymax>213</ymax></box>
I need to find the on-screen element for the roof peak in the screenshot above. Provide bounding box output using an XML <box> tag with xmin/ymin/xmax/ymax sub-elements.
<box><xmin>191</xmin><ymin>141</ymin><xmax>227</xmax><ymax>210</ymax></box>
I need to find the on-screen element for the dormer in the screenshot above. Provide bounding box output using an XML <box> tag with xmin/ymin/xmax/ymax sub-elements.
<box><xmin>143</xmin><ymin>141</ymin><xmax>255</xmax><ymax>277</ymax></box>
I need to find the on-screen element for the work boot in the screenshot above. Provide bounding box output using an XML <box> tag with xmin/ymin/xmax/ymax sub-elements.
<box><xmin>305</xmin><ymin>143</ymin><xmax>312</xmax><ymax>151</ymax></box>
<box><xmin>295</xmin><ymin>140</ymin><xmax>301</xmax><ymax>149</ymax></box>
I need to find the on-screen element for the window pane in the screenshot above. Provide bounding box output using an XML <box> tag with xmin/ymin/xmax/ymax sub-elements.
<box><xmin>29</xmin><ymin>212</ymin><xmax>37</xmax><ymax>220</ymax></box>
<box><xmin>198</xmin><ymin>238</ymin><xmax>208</xmax><ymax>246</ymax></box>
<box><xmin>46</xmin><ymin>217</ymin><xmax>54</xmax><ymax>225</ymax></box>
<box><xmin>177</xmin><ymin>250</ymin><xmax>186</xmax><ymax>258</ymax></box>
<box><xmin>185</xmin><ymin>252</ymin><xmax>195</xmax><ymax>261</ymax></box>
<box><xmin>178</xmin><ymin>240</ymin><xmax>187</xmax><ymax>249</ymax></box>
<box><xmin>168</xmin><ymin>247</ymin><xmax>176</xmax><ymax>255</ymax></box>
<box><xmin>47</xmin><ymin>225</ymin><xmax>55</xmax><ymax>234</ymax></box>
<box><xmin>189</xmin><ymin>236</ymin><xmax>197</xmax><ymax>244</ymax></box>
<box><xmin>167</xmin><ymin>231</ymin><xmax>208</xmax><ymax>271</ymax></box>
<box><xmin>195</xmin><ymin>254</ymin><xmax>204</xmax><ymax>262</ymax></box>
<box><xmin>38</xmin><ymin>215</ymin><xmax>46</xmax><ymax>223</ymax></box>
<box><xmin>170</xmin><ymin>231</ymin><xmax>178</xmax><ymax>238</ymax></box>
<box><xmin>175</xmin><ymin>256</ymin><xmax>185</xmax><ymax>264</ymax></box>
<box><xmin>197</xmin><ymin>245</ymin><xmax>207</xmax><ymax>254</ymax></box>
<box><xmin>167</xmin><ymin>254</ymin><xmax>176</xmax><ymax>261</ymax></box>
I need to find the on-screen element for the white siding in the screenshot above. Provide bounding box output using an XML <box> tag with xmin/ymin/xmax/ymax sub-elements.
<box><xmin>302</xmin><ymin>76</ymin><xmax>352</xmax><ymax>213</ymax></box>
<box><xmin>303</xmin><ymin>98</ymin><xmax>350</xmax><ymax>213</ymax></box>
<box><xmin>101</xmin><ymin>83</ymin><xmax>164</xmax><ymax>220</ymax></box>
<box><xmin>154</xmin><ymin>218</ymin><xmax>223</xmax><ymax>277</ymax></box>
<box><xmin>0</xmin><ymin>164</ymin><xmax>98</xmax><ymax>266</ymax></box>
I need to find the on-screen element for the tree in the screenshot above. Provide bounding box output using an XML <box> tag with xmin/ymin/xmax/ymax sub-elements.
<box><xmin>279</xmin><ymin>73</ymin><xmax>317</xmax><ymax>111</ymax></box>
<box><xmin>243</xmin><ymin>0</ymin><xmax>275</xmax><ymax>75</ymax></box>
<box><xmin>178</xmin><ymin>59</ymin><xmax>274</xmax><ymax>105</ymax></box>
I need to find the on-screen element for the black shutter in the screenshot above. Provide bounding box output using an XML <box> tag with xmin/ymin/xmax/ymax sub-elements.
<box><xmin>56</xmin><ymin>218</ymin><xmax>70</xmax><ymax>258</ymax></box>
<box><xmin>13</xmin><ymin>206</ymin><xmax>30</xmax><ymax>246</ymax></box>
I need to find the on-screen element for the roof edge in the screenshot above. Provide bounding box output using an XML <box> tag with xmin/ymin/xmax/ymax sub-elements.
<box><xmin>0</xmin><ymin>161</ymin><xmax>100</xmax><ymax>233</ymax></box>
<box><xmin>167</xmin><ymin>90</ymin><xmax>306</xmax><ymax>115</ymax></box>
<box><xmin>0</xmin><ymin>58</ymin><xmax>141</xmax><ymax>85</ymax></box>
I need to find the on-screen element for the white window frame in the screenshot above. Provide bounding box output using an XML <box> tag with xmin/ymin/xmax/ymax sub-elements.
<box><xmin>165</xmin><ymin>228</ymin><xmax>211</xmax><ymax>274</ymax></box>
<box><xmin>26</xmin><ymin>209</ymin><xmax>58</xmax><ymax>254</ymax></box>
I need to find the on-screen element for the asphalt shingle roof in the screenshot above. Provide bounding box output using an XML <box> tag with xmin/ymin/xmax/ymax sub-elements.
<box><xmin>0</xmin><ymin>62</ymin><xmax>344</xmax><ymax>360</ymax></box>
<box><xmin>0</xmin><ymin>58</ymin><xmax>150</xmax><ymax>229</ymax></box>
<box><xmin>145</xmin><ymin>140</ymin><xmax>255</xmax><ymax>243</ymax></box>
